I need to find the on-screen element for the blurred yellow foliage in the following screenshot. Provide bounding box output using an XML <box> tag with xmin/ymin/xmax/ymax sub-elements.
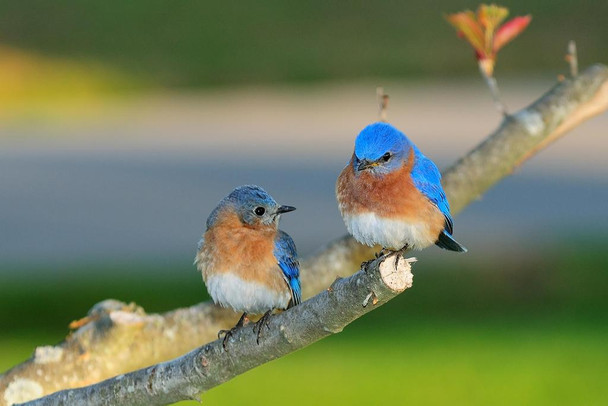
<box><xmin>0</xmin><ymin>45</ymin><xmax>136</xmax><ymax>121</ymax></box>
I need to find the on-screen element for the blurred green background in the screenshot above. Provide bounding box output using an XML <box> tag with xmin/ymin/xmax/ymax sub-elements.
<box><xmin>1</xmin><ymin>1</ymin><xmax>607</xmax><ymax>405</ymax></box>
<box><xmin>1</xmin><ymin>0</ymin><xmax>607</xmax><ymax>87</ymax></box>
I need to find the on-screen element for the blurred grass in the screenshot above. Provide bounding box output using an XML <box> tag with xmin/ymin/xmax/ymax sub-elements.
<box><xmin>2</xmin><ymin>320</ymin><xmax>607</xmax><ymax>406</ymax></box>
<box><xmin>196</xmin><ymin>320</ymin><xmax>608</xmax><ymax>406</ymax></box>
<box><xmin>0</xmin><ymin>1</ymin><xmax>606</xmax><ymax>89</ymax></box>
<box><xmin>1</xmin><ymin>243</ymin><xmax>607</xmax><ymax>404</ymax></box>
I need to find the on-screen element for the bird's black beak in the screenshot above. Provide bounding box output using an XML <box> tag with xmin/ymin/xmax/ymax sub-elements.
<box><xmin>276</xmin><ymin>205</ymin><xmax>296</xmax><ymax>214</ymax></box>
<box><xmin>357</xmin><ymin>159</ymin><xmax>374</xmax><ymax>172</ymax></box>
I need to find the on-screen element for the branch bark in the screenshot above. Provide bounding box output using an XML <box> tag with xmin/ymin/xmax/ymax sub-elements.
<box><xmin>2</xmin><ymin>64</ymin><xmax>607</xmax><ymax>406</ymax></box>
<box><xmin>443</xmin><ymin>64</ymin><xmax>608</xmax><ymax>214</ymax></box>
<box><xmin>19</xmin><ymin>255</ymin><xmax>415</xmax><ymax>406</ymax></box>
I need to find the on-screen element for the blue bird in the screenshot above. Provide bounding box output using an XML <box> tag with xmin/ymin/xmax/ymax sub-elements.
<box><xmin>195</xmin><ymin>185</ymin><xmax>301</xmax><ymax>349</ymax></box>
<box><xmin>336</xmin><ymin>122</ymin><xmax>466</xmax><ymax>253</ymax></box>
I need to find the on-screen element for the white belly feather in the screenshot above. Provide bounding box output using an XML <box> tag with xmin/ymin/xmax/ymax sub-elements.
<box><xmin>204</xmin><ymin>273</ymin><xmax>291</xmax><ymax>314</ymax></box>
<box><xmin>343</xmin><ymin>211</ymin><xmax>436</xmax><ymax>250</ymax></box>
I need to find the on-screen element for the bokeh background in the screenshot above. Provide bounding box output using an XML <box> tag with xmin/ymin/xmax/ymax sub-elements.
<box><xmin>1</xmin><ymin>1</ymin><xmax>607</xmax><ymax>405</ymax></box>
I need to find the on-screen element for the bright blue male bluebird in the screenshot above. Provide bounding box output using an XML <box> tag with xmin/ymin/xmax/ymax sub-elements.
<box><xmin>195</xmin><ymin>185</ymin><xmax>301</xmax><ymax>349</ymax></box>
<box><xmin>336</xmin><ymin>122</ymin><xmax>466</xmax><ymax>253</ymax></box>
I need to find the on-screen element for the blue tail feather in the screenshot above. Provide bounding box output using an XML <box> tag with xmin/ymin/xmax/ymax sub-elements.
<box><xmin>436</xmin><ymin>231</ymin><xmax>467</xmax><ymax>253</ymax></box>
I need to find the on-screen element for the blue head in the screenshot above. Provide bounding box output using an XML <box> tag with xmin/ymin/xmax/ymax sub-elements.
<box><xmin>353</xmin><ymin>122</ymin><xmax>412</xmax><ymax>175</ymax></box>
<box><xmin>207</xmin><ymin>185</ymin><xmax>295</xmax><ymax>228</ymax></box>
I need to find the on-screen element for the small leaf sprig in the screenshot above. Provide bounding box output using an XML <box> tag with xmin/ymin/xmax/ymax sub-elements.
<box><xmin>446</xmin><ymin>4</ymin><xmax>531</xmax><ymax>115</ymax></box>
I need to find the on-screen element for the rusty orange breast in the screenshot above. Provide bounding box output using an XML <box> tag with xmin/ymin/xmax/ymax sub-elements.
<box><xmin>198</xmin><ymin>209</ymin><xmax>287</xmax><ymax>293</ymax></box>
<box><xmin>337</xmin><ymin>149</ymin><xmax>444</xmax><ymax>231</ymax></box>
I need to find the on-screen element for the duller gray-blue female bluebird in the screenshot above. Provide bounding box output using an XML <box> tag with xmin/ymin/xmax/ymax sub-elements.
<box><xmin>195</xmin><ymin>185</ymin><xmax>301</xmax><ymax>349</ymax></box>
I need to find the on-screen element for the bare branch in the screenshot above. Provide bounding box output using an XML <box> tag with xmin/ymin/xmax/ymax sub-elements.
<box><xmin>443</xmin><ymin>63</ymin><xmax>608</xmax><ymax>214</ymax></box>
<box><xmin>19</xmin><ymin>255</ymin><xmax>415</xmax><ymax>406</ymax></box>
<box><xmin>478</xmin><ymin>63</ymin><xmax>509</xmax><ymax>116</ymax></box>
<box><xmin>567</xmin><ymin>40</ymin><xmax>578</xmax><ymax>77</ymax></box>
<box><xmin>376</xmin><ymin>87</ymin><xmax>389</xmax><ymax>122</ymax></box>
<box><xmin>2</xmin><ymin>63</ymin><xmax>607</xmax><ymax>406</ymax></box>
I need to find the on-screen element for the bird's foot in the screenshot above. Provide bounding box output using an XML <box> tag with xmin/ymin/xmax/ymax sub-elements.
<box><xmin>377</xmin><ymin>248</ymin><xmax>394</xmax><ymax>263</ymax></box>
<box><xmin>393</xmin><ymin>245</ymin><xmax>410</xmax><ymax>270</ymax></box>
<box><xmin>361</xmin><ymin>248</ymin><xmax>391</xmax><ymax>271</ymax></box>
<box><xmin>375</xmin><ymin>248</ymin><xmax>391</xmax><ymax>258</ymax></box>
<box><xmin>217</xmin><ymin>312</ymin><xmax>248</xmax><ymax>351</ymax></box>
<box><xmin>253</xmin><ymin>310</ymin><xmax>273</xmax><ymax>345</ymax></box>
<box><xmin>217</xmin><ymin>328</ymin><xmax>236</xmax><ymax>351</ymax></box>
<box><xmin>360</xmin><ymin>258</ymin><xmax>374</xmax><ymax>270</ymax></box>
<box><xmin>396</xmin><ymin>244</ymin><xmax>409</xmax><ymax>255</ymax></box>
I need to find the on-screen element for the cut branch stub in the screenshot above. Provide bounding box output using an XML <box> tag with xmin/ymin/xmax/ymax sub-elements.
<box><xmin>379</xmin><ymin>256</ymin><xmax>416</xmax><ymax>292</ymax></box>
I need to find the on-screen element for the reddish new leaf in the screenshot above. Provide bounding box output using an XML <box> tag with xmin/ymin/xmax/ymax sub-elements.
<box><xmin>494</xmin><ymin>15</ymin><xmax>532</xmax><ymax>52</ymax></box>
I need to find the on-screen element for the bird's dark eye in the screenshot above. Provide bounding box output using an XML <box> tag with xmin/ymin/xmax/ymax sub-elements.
<box><xmin>382</xmin><ymin>152</ymin><xmax>391</xmax><ymax>162</ymax></box>
<box><xmin>254</xmin><ymin>207</ymin><xmax>266</xmax><ymax>216</ymax></box>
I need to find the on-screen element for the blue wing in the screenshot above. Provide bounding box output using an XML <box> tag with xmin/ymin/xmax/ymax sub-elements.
<box><xmin>274</xmin><ymin>230</ymin><xmax>302</xmax><ymax>307</ymax></box>
<box><xmin>410</xmin><ymin>147</ymin><xmax>454</xmax><ymax>234</ymax></box>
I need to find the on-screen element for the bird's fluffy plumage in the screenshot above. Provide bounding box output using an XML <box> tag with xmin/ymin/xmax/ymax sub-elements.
<box><xmin>337</xmin><ymin>122</ymin><xmax>466</xmax><ymax>252</ymax></box>
<box><xmin>195</xmin><ymin>185</ymin><xmax>302</xmax><ymax>314</ymax></box>
<box><xmin>354</xmin><ymin>123</ymin><xmax>410</xmax><ymax>162</ymax></box>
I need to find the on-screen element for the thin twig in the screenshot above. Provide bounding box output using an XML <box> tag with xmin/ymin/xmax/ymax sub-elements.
<box><xmin>376</xmin><ymin>87</ymin><xmax>389</xmax><ymax>122</ymax></box>
<box><xmin>566</xmin><ymin>40</ymin><xmax>578</xmax><ymax>77</ymax></box>
<box><xmin>444</xmin><ymin>64</ymin><xmax>608</xmax><ymax>214</ymax></box>
<box><xmin>479</xmin><ymin>64</ymin><xmax>509</xmax><ymax>116</ymax></box>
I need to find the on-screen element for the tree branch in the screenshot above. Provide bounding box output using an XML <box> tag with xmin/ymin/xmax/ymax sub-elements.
<box><xmin>442</xmin><ymin>63</ymin><xmax>608</xmax><ymax>214</ymax></box>
<box><xmin>2</xmin><ymin>64</ymin><xmax>607</xmax><ymax>406</ymax></box>
<box><xmin>18</xmin><ymin>255</ymin><xmax>415</xmax><ymax>406</ymax></box>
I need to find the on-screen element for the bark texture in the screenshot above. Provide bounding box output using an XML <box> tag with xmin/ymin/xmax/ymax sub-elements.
<box><xmin>2</xmin><ymin>64</ymin><xmax>607</xmax><ymax>406</ymax></box>
<box><xmin>18</xmin><ymin>256</ymin><xmax>414</xmax><ymax>406</ymax></box>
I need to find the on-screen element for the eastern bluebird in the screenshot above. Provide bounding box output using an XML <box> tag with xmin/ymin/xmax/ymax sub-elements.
<box><xmin>195</xmin><ymin>185</ymin><xmax>301</xmax><ymax>349</ymax></box>
<box><xmin>336</xmin><ymin>122</ymin><xmax>467</xmax><ymax>253</ymax></box>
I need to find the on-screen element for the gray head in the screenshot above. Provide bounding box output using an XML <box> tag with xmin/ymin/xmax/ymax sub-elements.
<box><xmin>353</xmin><ymin>122</ymin><xmax>413</xmax><ymax>176</ymax></box>
<box><xmin>207</xmin><ymin>185</ymin><xmax>295</xmax><ymax>228</ymax></box>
